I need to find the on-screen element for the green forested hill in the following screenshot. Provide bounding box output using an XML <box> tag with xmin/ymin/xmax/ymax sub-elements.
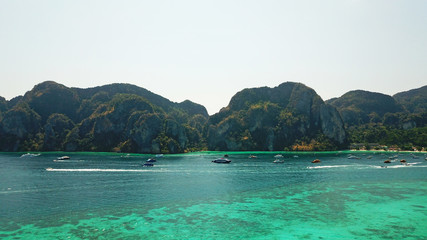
<box><xmin>207</xmin><ymin>82</ymin><xmax>347</xmax><ymax>151</ymax></box>
<box><xmin>327</xmin><ymin>90</ymin><xmax>404</xmax><ymax>127</ymax></box>
<box><xmin>0</xmin><ymin>81</ymin><xmax>208</xmax><ymax>153</ymax></box>
<box><xmin>393</xmin><ymin>85</ymin><xmax>427</xmax><ymax>113</ymax></box>
<box><xmin>328</xmin><ymin>88</ymin><xmax>427</xmax><ymax>150</ymax></box>
<box><xmin>0</xmin><ymin>81</ymin><xmax>425</xmax><ymax>153</ymax></box>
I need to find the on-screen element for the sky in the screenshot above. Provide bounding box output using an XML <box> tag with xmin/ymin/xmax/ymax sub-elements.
<box><xmin>0</xmin><ymin>0</ymin><xmax>426</xmax><ymax>115</ymax></box>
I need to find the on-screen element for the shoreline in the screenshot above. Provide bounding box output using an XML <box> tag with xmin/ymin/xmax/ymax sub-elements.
<box><xmin>3</xmin><ymin>149</ymin><xmax>426</xmax><ymax>156</ymax></box>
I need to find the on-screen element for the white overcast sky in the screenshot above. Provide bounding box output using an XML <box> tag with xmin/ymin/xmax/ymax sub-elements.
<box><xmin>0</xmin><ymin>0</ymin><xmax>426</xmax><ymax>114</ymax></box>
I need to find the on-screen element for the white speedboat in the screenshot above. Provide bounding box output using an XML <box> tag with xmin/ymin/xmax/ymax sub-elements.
<box><xmin>212</xmin><ymin>158</ymin><xmax>231</xmax><ymax>164</ymax></box>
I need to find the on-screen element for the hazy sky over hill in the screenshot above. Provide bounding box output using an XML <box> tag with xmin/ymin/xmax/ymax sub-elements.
<box><xmin>1</xmin><ymin>0</ymin><xmax>426</xmax><ymax>114</ymax></box>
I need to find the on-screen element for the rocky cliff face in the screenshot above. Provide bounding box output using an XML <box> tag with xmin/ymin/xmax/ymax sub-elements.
<box><xmin>0</xmin><ymin>81</ymin><xmax>207</xmax><ymax>153</ymax></box>
<box><xmin>0</xmin><ymin>96</ymin><xmax>7</xmax><ymax>114</ymax></box>
<box><xmin>207</xmin><ymin>82</ymin><xmax>347</xmax><ymax>151</ymax></box>
<box><xmin>0</xmin><ymin>103</ymin><xmax>41</xmax><ymax>151</ymax></box>
<box><xmin>2</xmin><ymin>81</ymin><xmax>424</xmax><ymax>152</ymax></box>
<box><xmin>320</xmin><ymin>104</ymin><xmax>346</xmax><ymax>144</ymax></box>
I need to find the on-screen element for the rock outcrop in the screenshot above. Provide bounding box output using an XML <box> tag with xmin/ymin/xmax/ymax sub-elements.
<box><xmin>0</xmin><ymin>81</ymin><xmax>207</xmax><ymax>153</ymax></box>
<box><xmin>207</xmin><ymin>82</ymin><xmax>347</xmax><ymax>151</ymax></box>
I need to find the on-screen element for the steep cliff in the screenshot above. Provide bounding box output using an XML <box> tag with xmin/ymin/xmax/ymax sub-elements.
<box><xmin>0</xmin><ymin>96</ymin><xmax>7</xmax><ymax>114</ymax></box>
<box><xmin>3</xmin><ymin>80</ymin><xmax>423</xmax><ymax>152</ymax></box>
<box><xmin>207</xmin><ymin>82</ymin><xmax>347</xmax><ymax>151</ymax></box>
<box><xmin>0</xmin><ymin>81</ymin><xmax>207</xmax><ymax>153</ymax></box>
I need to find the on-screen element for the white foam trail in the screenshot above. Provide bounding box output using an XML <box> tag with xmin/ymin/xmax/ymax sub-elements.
<box><xmin>385</xmin><ymin>164</ymin><xmax>423</xmax><ymax>168</ymax></box>
<box><xmin>373</xmin><ymin>164</ymin><xmax>427</xmax><ymax>169</ymax></box>
<box><xmin>53</xmin><ymin>160</ymin><xmax>84</xmax><ymax>162</ymax></box>
<box><xmin>385</xmin><ymin>165</ymin><xmax>408</xmax><ymax>168</ymax></box>
<box><xmin>308</xmin><ymin>163</ymin><xmax>427</xmax><ymax>170</ymax></box>
<box><xmin>307</xmin><ymin>165</ymin><xmax>352</xmax><ymax>169</ymax></box>
<box><xmin>46</xmin><ymin>168</ymin><xmax>157</xmax><ymax>172</ymax></box>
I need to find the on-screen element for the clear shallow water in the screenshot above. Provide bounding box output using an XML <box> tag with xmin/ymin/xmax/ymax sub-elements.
<box><xmin>0</xmin><ymin>152</ymin><xmax>426</xmax><ymax>239</ymax></box>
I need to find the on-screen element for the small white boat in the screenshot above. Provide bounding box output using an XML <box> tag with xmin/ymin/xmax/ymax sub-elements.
<box><xmin>155</xmin><ymin>154</ymin><xmax>164</xmax><ymax>158</ymax></box>
<box><xmin>212</xmin><ymin>158</ymin><xmax>231</xmax><ymax>164</ymax></box>
<box><xmin>273</xmin><ymin>159</ymin><xmax>284</xmax><ymax>163</ymax></box>
<box><xmin>249</xmin><ymin>155</ymin><xmax>257</xmax><ymax>159</ymax></box>
<box><xmin>274</xmin><ymin>154</ymin><xmax>284</xmax><ymax>158</ymax></box>
<box><xmin>57</xmin><ymin>156</ymin><xmax>70</xmax><ymax>160</ymax></box>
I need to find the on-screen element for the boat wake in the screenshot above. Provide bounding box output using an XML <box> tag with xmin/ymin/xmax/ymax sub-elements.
<box><xmin>53</xmin><ymin>160</ymin><xmax>84</xmax><ymax>162</ymax></box>
<box><xmin>46</xmin><ymin>168</ymin><xmax>161</xmax><ymax>172</ymax></box>
<box><xmin>308</xmin><ymin>164</ymin><xmax>427</xmax><ymax>170</ymax></box>
<box><xmin>307</xmin><ymin>165</ymin><xmax>352</xmax><ymax>169</ymax></box>
<box><xmin>375</xmin><ymin>164</ymin><xmax>427</xmax><ymax>169</ymax></box>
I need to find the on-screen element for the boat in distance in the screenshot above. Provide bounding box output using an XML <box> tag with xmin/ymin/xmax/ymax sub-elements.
<box><xmin>212</xmin><ymin>158</ymin><xmax>231</xmax><ymax>164</ymax></box>
<box><xmin>20</xmin><ymin>153</ymin><xmax>41</xmax><ymax>158</ymax></box>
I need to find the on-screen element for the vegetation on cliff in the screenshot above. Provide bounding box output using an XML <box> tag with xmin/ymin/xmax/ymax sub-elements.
<box><xmin>0</xmin><ymin>81</ymin><xmax>425</xmax><ymax>153</ymax></box>
<box><xmin>393</xmin><ymin>85</ymin><xmax>427</xmax><ymax>114</ymax></box>
<box><xmin>328</xmin><ymin>87</ymin><xmax>427</xmax><ymax>151</ymax></box>
<box><xmin>0</xmin><ymin>81</ymin><xmax>208</xmax><ymax>153</ymax></box>
<box><xmin>207</xmin><ymin>82</ymin><xmax>347</xmax><ymax>151</ymax></box>
<box><xmin>327</xmin><ymin>90</ymin><xmax>404</xmax><ymax>127</ymax></box>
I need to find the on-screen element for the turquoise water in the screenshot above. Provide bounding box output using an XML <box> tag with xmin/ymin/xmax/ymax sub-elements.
<box><xmin>0</xmin><ymin>152</ymin><xmax>426</xmax><ymax>239</ymax></box>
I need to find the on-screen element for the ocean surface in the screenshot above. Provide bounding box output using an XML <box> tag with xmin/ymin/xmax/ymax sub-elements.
<box><xmin>0</xmin><ymin>151</ymin><xmax>426</xmax><ymax>239</ymax></box>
